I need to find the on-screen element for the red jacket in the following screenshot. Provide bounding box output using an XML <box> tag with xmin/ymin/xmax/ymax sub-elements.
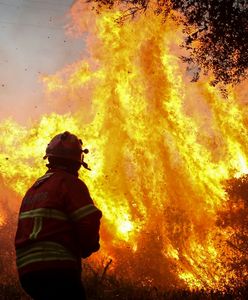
<box><xmin>15</xmin><ymin>168</ymin><xmax>102</xmax><ymax>277</ymax></box>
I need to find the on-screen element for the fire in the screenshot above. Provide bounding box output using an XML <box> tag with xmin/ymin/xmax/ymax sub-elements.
<box><xmin>0</xmin><ymin>0</ymin><xmax>248</xmax><ymax>291</ymax></box>
<box><xmin>0</xmin><ymin>213</ymin><xmax>5</xmax><ymax>227</ymax></box>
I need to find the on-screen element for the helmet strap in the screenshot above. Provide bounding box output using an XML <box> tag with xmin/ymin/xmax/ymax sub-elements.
<box><xmin>82</xmin><ymin>161</ymin><xmax>91</xmax><ymax>171</ymax></box>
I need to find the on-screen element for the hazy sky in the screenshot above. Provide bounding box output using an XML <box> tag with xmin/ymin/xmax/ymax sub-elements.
<box><xmin>0</xmin><ymin>0</ymin><xmax>84</xmax><ymax>123</ymax></box>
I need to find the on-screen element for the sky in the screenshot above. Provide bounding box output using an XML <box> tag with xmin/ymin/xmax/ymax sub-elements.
<box><xmin>0</xmin><ymin>0</ymin><xmax>84</xmax><ymax>124</ymax></box>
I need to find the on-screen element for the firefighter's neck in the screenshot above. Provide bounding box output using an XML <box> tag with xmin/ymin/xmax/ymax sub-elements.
<box><xmin>47</xmin><ymin>164</ymin><xmax>79</xmax><ymax>177</ymax></box>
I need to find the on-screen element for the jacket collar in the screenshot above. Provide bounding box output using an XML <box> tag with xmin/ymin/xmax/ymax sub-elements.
<box><xmin>46</xmin><ymin>166</ymin><xmax>79</xmax><ymax>177</ymax></box>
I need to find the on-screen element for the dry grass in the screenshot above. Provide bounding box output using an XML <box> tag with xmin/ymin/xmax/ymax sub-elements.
<box><xmin>81</xmin><ymin>261</ymin><xmax>248</xmax><ymax>300</ymax></box>
<box><xmin>1</xmin><ymin>275</ymin><xmax>248</xmax><ymax>300</ymax></box>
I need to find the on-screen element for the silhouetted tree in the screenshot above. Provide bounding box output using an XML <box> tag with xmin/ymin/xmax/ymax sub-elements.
<box><xmin>88</xmin><ymin>0</ymin><xmax>248</xmax><ymax>85</ymax></box>
<box><xmin>217</xmin><ymin>175</ymin><xmax>248</xmax><ymax>283</ymax></box>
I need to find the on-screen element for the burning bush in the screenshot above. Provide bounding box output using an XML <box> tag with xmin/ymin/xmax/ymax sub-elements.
<box><xmin>217</xmin><ymin>175</ymin><xmax>248</xmax><ymax>285</ymax></box>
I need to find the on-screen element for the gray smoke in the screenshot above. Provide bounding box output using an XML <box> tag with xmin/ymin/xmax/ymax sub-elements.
<box><xmin>0</xmin><ymin>0</ymin><xmax>84</xmax><ymax>124</ymax></box>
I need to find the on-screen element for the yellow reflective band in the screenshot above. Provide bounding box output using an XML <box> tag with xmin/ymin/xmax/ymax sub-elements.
<box><xmin>41</xmin><ymin>172</ymin><xmax>53</xmax><ymax>178</ymax></box>
<box><xmin>70</xmin><ymin>204</ymin><xmax>99</xmax><ymax>222</ymax></box>
<box><xmin>17</xmin><ymin>254</ymin><xmax>76</xmax><ymax>269</ymax></box>
<box><xmin>29</xmin><ymin>217</ymin><xmax>43</xmax><ymax>240</ymax></box>
<box><xmin>36</xmin><ymin>172</ymin><xmax>54</xmax><ymax>182</ymax></box>
<box><xmin>16</xmin><ymin>241</ymin><xmax>70</xmax><ymax>257</ymax></box>
<box><xmin>33</xmin><ymin>172</ymin><xmax>54</xmax><ymax>188</ymax></box>
<box><xmin>16</xmin><ymin>241</ymin><xmax>77</xmax><ymax>269</ymax></box>
<box><xmin>20</xmin><ymin>208</ymin><xmax>68</xmax><ymax>221</ymax></box>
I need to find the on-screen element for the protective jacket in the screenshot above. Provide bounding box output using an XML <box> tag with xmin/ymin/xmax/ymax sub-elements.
<box><xmin>15</xmin><ymin>168</ymin><xmax>102</xmax><ymax>277</ymax></box>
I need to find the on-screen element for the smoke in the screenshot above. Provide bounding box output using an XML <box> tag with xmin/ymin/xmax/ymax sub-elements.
<box><xmin>0</xmin><ymin>0</ymin><xmax>89</xmax><ymax>235</ymax></box>
<box><xmin>0</xmin><ymin>0</ymin><xmax>85</xmax><ymax>124</ymax></box>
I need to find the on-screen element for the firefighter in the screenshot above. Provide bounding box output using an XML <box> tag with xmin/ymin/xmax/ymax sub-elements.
<box><xmin>15</xmin><ymin>131</ymin><xmax>102</xmax><ymax>300</ymax></box>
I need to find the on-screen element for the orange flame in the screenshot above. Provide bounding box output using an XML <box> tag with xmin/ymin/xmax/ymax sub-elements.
<box><xmin>0</xmin><ymin>0</ymin><xmax>248</xmax><ymax>291</ymax></box>
<box><xmin>0</xmin><ymin>213</ymin><xmax>5</xmax><ymax>227</ymax></box>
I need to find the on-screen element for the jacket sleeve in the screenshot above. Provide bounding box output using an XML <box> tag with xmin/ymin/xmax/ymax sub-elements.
<box><xmin>63</xmin><ymin>177</ymin><xmax>102</xmax><ymax>258</ymax></box>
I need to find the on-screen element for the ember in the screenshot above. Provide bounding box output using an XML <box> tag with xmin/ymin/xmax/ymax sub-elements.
<box><xmin>0</xmin><ymin>0</ymin><xmax>248</xmax><ymax>293</ymax></box>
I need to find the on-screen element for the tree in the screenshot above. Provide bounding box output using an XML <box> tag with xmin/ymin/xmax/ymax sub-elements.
<box><xmin>217</xmin><ymin>175</ymin><xmax>248</xmax><ymax>283</ymax></box>
<box><xmin>88</xmin><ymin>0</ymin><xmax>248</xmax><ymax>85</ymax></box>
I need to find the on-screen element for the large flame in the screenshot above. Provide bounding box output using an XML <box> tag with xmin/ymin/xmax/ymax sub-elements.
<box><xmin>0</xmin><ymin>0</ymin><xmax>248</xmax><ymax>291</ymax></box>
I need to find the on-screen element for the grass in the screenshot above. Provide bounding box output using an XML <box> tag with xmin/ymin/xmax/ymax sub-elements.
<box><xmin>1</xmin><ymin>272</ymin><xmax>248</xmax><ymax>300</ymax></box>
<box><xmin>82</xmin><ymin>262</ymin><xmax>248</xmax><ymax>300</ymax></box>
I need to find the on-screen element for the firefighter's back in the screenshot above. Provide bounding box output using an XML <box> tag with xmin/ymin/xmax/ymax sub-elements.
<box><xmin>15</xmin><ymin>131</ymin><xmax>102</xmax><ymax>300</ymax></box>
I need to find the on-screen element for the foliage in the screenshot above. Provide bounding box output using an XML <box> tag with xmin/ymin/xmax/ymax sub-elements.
<box><xmin>217</xmin><ymin>175</ymin><xmax>248</xmax><ymax>283</ymax></box>
<box><xmin>1</xmin><ymin>268</ymin><xmax>248</xmax><ymax>299</ymax></box>
<box><xmin>82</xmin><ymin>259</ymin><xmax>248</xmax><ymax>299</ymax></box>
<box><xmin>88</xmin><ymin>0</ymin><xmax>248</xmax><ymax>85</ymax></box>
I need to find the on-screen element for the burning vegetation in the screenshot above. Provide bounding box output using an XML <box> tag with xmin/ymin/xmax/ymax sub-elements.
<box><xmin>0</xmin><ymin>0</ymin><xmax>248</xmax><ymax>298</ymax></box>
<box><xmin>88</xmin><ymin>0</ymin><xmax>248</xmax><ymax>85</ymax></box>
<box><xmin>217</xmin><ymin>175</ymin><xmax>248</xmax><ymax>282</ymax></box>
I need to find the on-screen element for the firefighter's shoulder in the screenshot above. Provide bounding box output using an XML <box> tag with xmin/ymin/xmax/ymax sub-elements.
<box><xmin>61</xmin><ymin>173</ymin><xmax>102</xmax><ymax>219</ymax></box>
<box><xmin>32</xmin><ymin>172</ymin><xmax>54</xmax><ymax>188</ymax></box>
<box><xmin>61</xmin><ymin>171</ymin><xmax>90</xmax><ymax>194</ymax></box>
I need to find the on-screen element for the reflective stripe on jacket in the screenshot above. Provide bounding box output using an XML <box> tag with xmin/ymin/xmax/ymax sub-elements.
<box><xmin>15</xmin><ymin>169</ymin><xmax>102</xmax><ymax>276</ymax></box>
<box><xmin>16</xmin><ymin>241</ymin><xmax>77</xmax><ymax>269</ymax></box>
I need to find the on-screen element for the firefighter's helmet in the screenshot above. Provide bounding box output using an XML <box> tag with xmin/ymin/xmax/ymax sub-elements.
<box><xmin>43</xmin><ymin>131</ymin><xmax>90</xmax><ymax>170</ymax></box>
